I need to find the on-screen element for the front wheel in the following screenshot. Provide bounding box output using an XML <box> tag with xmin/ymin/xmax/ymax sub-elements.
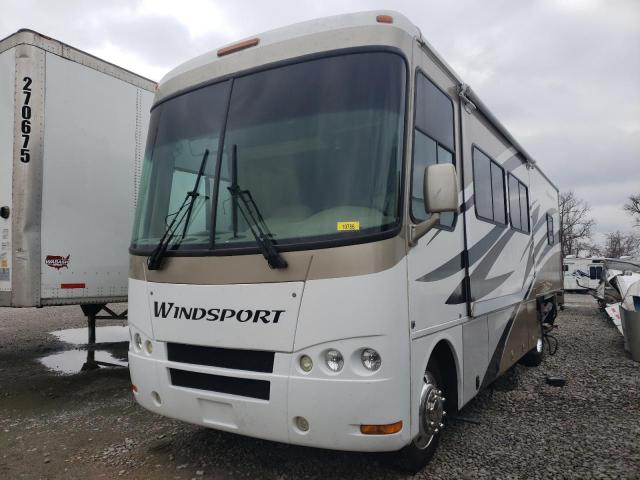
<box><xmin>389</xmin><ymin>363</ymin><xmax>446</xmax><ymax>473</ymax></box>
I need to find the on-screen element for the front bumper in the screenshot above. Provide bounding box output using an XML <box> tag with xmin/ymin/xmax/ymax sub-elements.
<box><xmin>129</xmin><ymin>341</ymin><xmax>410</xmax><ymax>452</ymax></box>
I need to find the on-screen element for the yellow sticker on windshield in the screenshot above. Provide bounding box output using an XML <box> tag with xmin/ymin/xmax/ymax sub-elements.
<box><xmin>337</xmin><ymin>221</ymin><xmax>360</xmax><ymax>231</ymax></box>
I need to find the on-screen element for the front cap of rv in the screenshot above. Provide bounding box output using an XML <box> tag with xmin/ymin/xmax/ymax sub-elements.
<box><xmin>128</xmin><ymin>11</ymin><xmax>418</xmax><ymax>451</ymax></box>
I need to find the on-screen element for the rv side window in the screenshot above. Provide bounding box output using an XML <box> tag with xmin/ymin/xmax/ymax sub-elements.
<box><xmin>411</xmin><ymin>72</ymin><xmax>456</xmax><ymax>228</ymax></box>
<box><xmin>508</xmin><ymin>173</ymin><xmax>530</xmax><ymax>233</ymax></box>
<box><xmin>473</xmin><ymin>148</ymin><xmax>506</xmax><ymax>225</ymax></box>
<box><xmin>546</xmin><ymin>214</ymin><xmax>554</xmax><ymax>245</ymax></box>
<box><xmin>563</xmin><ymin>264</ymin><xmax>569</xmax><ymax>272</ymax></box>
<box><xmin>590</xmin><ymin>266</ymin><xmax>602</xmax><ymax>280</ymax></box>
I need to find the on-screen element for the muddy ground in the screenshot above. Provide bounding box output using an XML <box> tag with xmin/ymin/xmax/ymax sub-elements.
<box><xmin>0</xmin><ymin>293</ymin><xmax>638</xmax><ymax>479</ymax></box>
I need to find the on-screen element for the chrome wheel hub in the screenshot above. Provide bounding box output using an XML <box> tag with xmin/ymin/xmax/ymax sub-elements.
<box><xmin>414</xmin><ymin>372</ymin><xmax>446</xmax><ymax>450</ymax></box>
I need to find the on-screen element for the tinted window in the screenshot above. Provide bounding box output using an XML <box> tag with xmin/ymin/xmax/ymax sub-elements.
<box><xmin>412</xmin><ymin>130</ymin><xmax>437</xmax><ymax>218</ymax></box>
<box><xmin>508</xmin><ymin>174</ymin><xmax>521</xmax><ymax>230</ymax></box>
<box><xmin>415</xmin><ymin>74</ymin><xmax>454</xmax><ymax>150</ymax></box>
<box><xmin>590</xmin><ymin>266</ymin><xmax>603</xmax><ymax>280</ymax></box>
<box><xmin>491</xmin><ymin>163</ymin><xmax>506</xmax><ymax>224</ymax></box>
<box><xmin>411</xmin><ymin>73</ymin><xmax>455</xmax><ymax>228</ymax></box>
<box><xmin>132</xmin><ymin>52</ymin><xmax>406</xmax><ymax>252</ymax></box>
<box><xmin>508</xmin><ymin>173</ymin><xmax>529</xmax><ymax>233</ymax></box>
<box><xmin>519</xmin><ymin>183</ymin><xmax>529</xmax><ymax>232</ymax></box>
<box><xmin>547</xmin><ymin>214</ymin><xmax>554</xmax><ymax>245</ymax></box>
<box><xmin>131</xmin><ymin>81</ymin><xmax>229</xmax><ymax>250</ymax></box>
<box><xmin>473</xmin><ymin>148</ymin><xmax>506</xmax><ymax>225</ymax></box>
<box><xmin>474</xmin><ymin>150</ymin><xmax>492</xmax><ymax>220</ymax></box>
<box><xmin>563</xmin><ymin>264</ymin><xmax>569</xmax><ymax>272</ymax></box>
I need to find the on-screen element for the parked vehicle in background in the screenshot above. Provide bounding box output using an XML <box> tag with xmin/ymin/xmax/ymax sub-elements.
<box><xmin>0</xmin><ymin>29</ymin><xmax>155</xmax><ymax>308</ymax></box>
<box><xmin>127</xmin><ymin>11</ymin><xmax>562</xmax><ymax>472</ymax></box>
<box><xmin>563</xmin><ymin>256</ymin><xmax>604</xmax><ymax>291</ymax></box>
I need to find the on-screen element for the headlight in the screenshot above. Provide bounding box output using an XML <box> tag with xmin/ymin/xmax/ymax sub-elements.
<box><xmin>325</xmin><ymin>349</ymin><xmax>344</xmax><ymax>372</ymax></box>
<box><xmin>133</xmin><ymin>333</ymin><xmax>142</xmax><ymax>352</ymax></box>
<box><xmin>361</xmin><ymin>348</ymin><xmax>382</xmax><ymax>371</ymax></box>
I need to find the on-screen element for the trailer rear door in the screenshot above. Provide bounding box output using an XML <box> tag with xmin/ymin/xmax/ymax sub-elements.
<box><xmin>0</xmin><ymin>47</ymin><xmax>15</xmax><ymax>301</ymax></box>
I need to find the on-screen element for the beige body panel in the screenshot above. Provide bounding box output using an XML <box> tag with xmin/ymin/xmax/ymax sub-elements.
<box><xmin>130</xmin><ymin>235</ymin><xmax>406</xmax><ymax>284</ymax></box>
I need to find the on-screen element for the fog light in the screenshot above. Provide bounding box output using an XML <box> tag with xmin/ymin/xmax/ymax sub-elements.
<box><xmin>151</xmin><ymin>390</ymin><xmax>162</xmax><ymax>406</ymax></box>
<box><xmin>325</xmin><ymin>349</ymin><xmax>344</xmax><ymax>372</ymax></box>
<box><xmin>299</xmin><ymin>355</ymin><xmax>313</xmax><ymax>372</ymax></box>
<box><xmin>133</xmin><ymin>333</ymin><xmax>142</xmax><ymax>352</ymax></box>
<box><xmin>294</xmin><ymin>416</ymin><xmax>309</xmax><ymax>432</ymax></box>
<box><xmin>145</xmin><ymin>340</ymin><xmax>153</xmax><ymax>354</ymax></box>
<box><xmin>361</xmin><ymin>348</ymin><xmax>382</xmax><ymax>371</ymax></box>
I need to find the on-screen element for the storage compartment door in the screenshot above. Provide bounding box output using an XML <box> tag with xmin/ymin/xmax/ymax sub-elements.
<box><xmin>462</xmin><ymin>315</ymin><xmax>489</xmax><ymax>405</ymax></box>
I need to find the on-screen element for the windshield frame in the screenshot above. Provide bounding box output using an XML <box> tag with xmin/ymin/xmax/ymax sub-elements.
<box><xmin>130</xmin><ymin>46</ymin><xmax>409</xmax><ymax>257</ymax></box>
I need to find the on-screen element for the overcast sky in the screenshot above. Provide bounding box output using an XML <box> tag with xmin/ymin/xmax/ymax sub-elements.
<box><xmin>2</xmin><ymin>0</ymin><xmax>639</xmax><ymax>241</ymax></box>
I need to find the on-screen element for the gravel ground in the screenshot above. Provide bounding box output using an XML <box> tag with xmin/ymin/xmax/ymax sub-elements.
<box><xmin>0</xmin><ymin>293</ymin><xmax>638</xmax><ymax>479</ymax></box>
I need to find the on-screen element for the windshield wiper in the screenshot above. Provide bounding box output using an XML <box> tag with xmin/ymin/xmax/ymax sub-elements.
<box><xmin>228</xmin><ymin>145</ymin><xmax>288</xmax><ymax>269</ymax></box>
<box><xmin>147</xmin><ymin>149</ymin><xmax>210</xmax><ymax>271</ymax></box>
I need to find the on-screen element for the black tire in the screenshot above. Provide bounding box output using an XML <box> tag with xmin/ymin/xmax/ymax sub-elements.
<box><xmin>519</xmin><ymin>322</ymin><xmax>545</xmax><ymax>367</ymax></box>
<box><xmin>388</xmin><ymin>361</ymin><xmax>445</xmax><ymax>474</ymax></box>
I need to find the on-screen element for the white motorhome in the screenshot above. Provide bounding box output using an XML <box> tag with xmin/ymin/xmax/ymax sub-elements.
<box><xmin>0</xmin><ymin>30</ymin><xmax>155</xmax><ymax>308</ymax></box>
<box><xmin>563</xmin><ymin>256</ymin><xmax>603</xmax><ymax>291</ymax></box>
<box><xmin>127</xmin><ymin>12</ymin><xmax>562</xmax><ymax>471</ymax></box>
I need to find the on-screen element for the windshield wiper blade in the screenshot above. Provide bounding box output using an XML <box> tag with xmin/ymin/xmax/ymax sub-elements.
<box><xmin>228</xmin><ymin>145</ymin><xmax>288</xmax><ymax>269</ymax></box>
<box><xmin>147</xmin><ymin>149</ymin><xmax>210</xmax><ymax>271</ymax></box>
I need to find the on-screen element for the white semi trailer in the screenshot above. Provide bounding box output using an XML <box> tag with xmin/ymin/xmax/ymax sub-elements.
<box><xmin>127</xmin><ymin>12</ymin><xmax>562</xmax><ymax>472</ymax></box>
<box><xmin>0</xmin><ymin>29</ymin><xmax>155</xmax><ymax>309</ymax></box>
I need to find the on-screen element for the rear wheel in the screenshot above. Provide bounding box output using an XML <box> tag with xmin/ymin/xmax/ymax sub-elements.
<box><xmin>390</xmin><ymin>362</ymin><xmax>446</xmax><ymax>473</ymax></box>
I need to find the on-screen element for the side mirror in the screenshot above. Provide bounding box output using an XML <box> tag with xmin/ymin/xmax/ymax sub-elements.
<box><xmin>424</xmin><ymin>163</ymin><xmax>458</xmax><ymax>213</ymax></box>
<box><xmin>410</xmin><ymin>163</ymin><xmax>459</xmax><ymax>245</ymax></box>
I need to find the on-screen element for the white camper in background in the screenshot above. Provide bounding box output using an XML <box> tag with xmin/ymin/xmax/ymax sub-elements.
<box><xmin>0</xmin><ymin>30</ymin><xmax>155</xmax><ymax>308</ymax></box>
<box><xmin>127</xmin><ymin>12</ymin><xmax>562</xmax><ymax>472</ymax></box>
<box><xmin>563</xmin><ymin>256</ymin><xmax>603</xmax><ymax>291</ymax></box>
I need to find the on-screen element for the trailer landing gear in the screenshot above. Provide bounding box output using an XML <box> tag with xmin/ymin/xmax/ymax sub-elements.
<box><xmin>80</xmin><ymin>304</ymin><xmax>128</xmax><ymax>371</ymax></box>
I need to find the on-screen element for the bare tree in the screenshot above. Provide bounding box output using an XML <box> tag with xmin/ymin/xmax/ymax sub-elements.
<box><xmin>623</xmin><ymin>194</ymin><xmax>640</xmax><ymax>227</ymax></box>
<box><xmin>579</xmin><ymin>241</ymin><xmax>602</xmax><ymax>257</ymax></box>
<box><xmin>602</xmin><ymin>231</ymin><xmax>640</xmax><ymax>258</ymax></box>
<box><xmin>559</xmin><ymin>191</ymin><xmax>595</xmax><ymax>257</ymax></box>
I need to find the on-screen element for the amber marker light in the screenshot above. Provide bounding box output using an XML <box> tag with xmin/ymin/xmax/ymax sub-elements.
<box><xmin>217</xmin><ymin>38</ymin><xmax>260</xmax><ymax>57</ymax></box>
<box><xmin>376</xmin><ymin>15</ymin><xmax>394</xmax><ymax>24</ymax></box>
<box><xmin>360</xmin><ymin>421</ymin><xmax>403</xmax><ymax>435</ymax></box>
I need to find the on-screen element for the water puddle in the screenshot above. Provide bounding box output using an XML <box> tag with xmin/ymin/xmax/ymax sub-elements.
<box><xmin>39</xmin><ymin>349</ymin><xmax>128</xmax><ymax>374</ymax></box>
<box><xmin>50</xmin><ymin>325</ymin><xmax>129</xmax><ymax>344</ymax></box>
<box><xmin>39</xmin><ymin>325</ymin><xmax>130</xmax><ymax>375</ymax></box>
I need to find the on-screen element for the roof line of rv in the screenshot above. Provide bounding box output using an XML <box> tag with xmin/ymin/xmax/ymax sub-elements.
<box><xmin>0</xmin><ymin>28</ymin><xmax>157</xmax><ymax>91</ymax></box>
<box><xmin>415</xmin><ymin>33</ymin><xmax>558</xmax><ymax>193</ymax></box>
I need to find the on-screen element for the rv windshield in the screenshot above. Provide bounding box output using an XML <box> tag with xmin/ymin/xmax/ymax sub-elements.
<box><xmin>131</xmin><ymin>52</ymin><xmax>406</xmax><ymax>254</ymax></box>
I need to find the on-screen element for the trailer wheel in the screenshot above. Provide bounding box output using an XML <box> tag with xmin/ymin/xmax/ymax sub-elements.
<box><xmin>519</xmin><ymin>323</ymin><xmax>544</xmax><ymax>367</ymax></box>
<box><xmin>389</xmin><ymin>361</ymin><xmax>446</xmax><ymax>473</ymax></box>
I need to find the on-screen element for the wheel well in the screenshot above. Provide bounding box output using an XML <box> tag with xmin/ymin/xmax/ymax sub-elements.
<box><xmin>428</xmin><ymin>341</ymin><xmax>459</xmax><ymax>415</ymax></box>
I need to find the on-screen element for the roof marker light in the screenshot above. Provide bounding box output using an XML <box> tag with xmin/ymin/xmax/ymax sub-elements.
<box><xmin>376</xmin><ymin>15</ymin><xmax>393</xmax><ymax>24</ymax></box>
<box><xmin>217</xmin><ymin>38</ymin><xmax>260</xmax><ymax>57</ymax></box>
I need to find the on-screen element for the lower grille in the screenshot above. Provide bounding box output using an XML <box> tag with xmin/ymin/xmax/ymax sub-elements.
<box><xmin>169</xmin><ymin>368</ymin><xmax>270</xmax><ymax>400</ymax></box>
<box><xmin>167</xmin><ymin>343</ymin><xmax>274</xmax><ymax>373</ymax></box>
